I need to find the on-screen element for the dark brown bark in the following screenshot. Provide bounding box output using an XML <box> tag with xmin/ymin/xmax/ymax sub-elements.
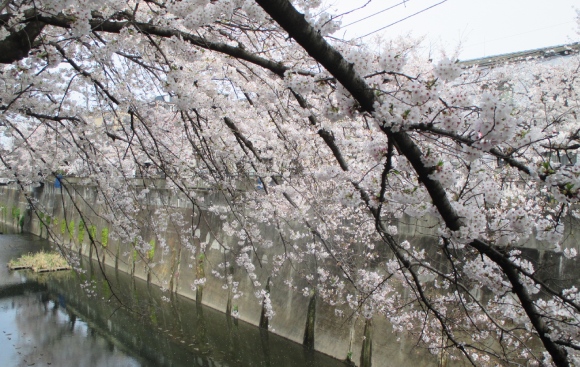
<box><xmin>0</xmin><ymin>20</ymin><xmax>44</xmax><ymax>63</ymax></box>
<box><xmin>254</xmin><ymin>0</ymin><xmax>571</xmax><ymax>365</ymax></box>
<box><xmin>470</xmin><ymin>239</ymin><xmax>569</xmax><ymax>366</ymax></box>
<box><xmin>0</xmin><ymin>2</ymin><xmax>572</xmax><ymax>365</ymax></box>
<box><xmin>0</xmin><ymin>9</ymin><xmax>288</xmax><ymax>75</ymax></box>
<box><xmin>255</xmin><ymin>0</ymin><xmax>462</xmax><ymax>230</ymax></box>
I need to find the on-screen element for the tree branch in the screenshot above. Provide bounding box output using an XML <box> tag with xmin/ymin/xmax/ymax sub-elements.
<box><xmin>254</xmin><ymin>1</ymin><xmax>572</xmax><ymax>364</ymax></box>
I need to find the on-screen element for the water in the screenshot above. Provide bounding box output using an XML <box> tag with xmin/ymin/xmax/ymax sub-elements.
<box><xmin>0</xmin><ymin>233</ymin><xmax>346</xmax><ymax>367</ymax></box>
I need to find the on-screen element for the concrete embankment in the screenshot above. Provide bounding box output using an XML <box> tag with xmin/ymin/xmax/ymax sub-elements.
<box><xmin>1</xmin><ymin>179</ymin><xmax>578</xmax><ymax>366</ymax></box>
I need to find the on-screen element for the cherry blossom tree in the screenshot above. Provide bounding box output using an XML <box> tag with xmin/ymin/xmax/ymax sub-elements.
<box><xmin>0</xmin><ymin>1</ymin><xmax>579</xmax><ymax>366</ymax></box>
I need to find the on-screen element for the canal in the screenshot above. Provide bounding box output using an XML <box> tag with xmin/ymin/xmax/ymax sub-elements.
<box><xmin>0</xmin><ymin>232</ymin><xmax>347</xmax><ymax>367</ymax></box>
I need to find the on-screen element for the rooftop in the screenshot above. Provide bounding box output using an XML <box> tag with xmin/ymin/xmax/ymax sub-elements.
<box><xmin>459</xmin><ymin>42</ymin><xmax>580</xmax><ymax>68</ymax></box>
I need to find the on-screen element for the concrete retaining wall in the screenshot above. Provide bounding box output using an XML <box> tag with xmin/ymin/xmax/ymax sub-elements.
<box><xmin>1</xmin><ymin>179</ymin><xmax>578</xmax><ymax>367</ymax></box>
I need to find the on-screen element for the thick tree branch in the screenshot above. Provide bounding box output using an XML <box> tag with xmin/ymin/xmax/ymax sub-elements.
<box><xmin>470</xmin><ymin>239</ymin><xmax>570</xmax><ymax>366</ymax></box>
<box><xmin>0</xmin><ymin>19</ymin><xmax>44</xmax><ymax>63</ymax></box>
<box><xmin>255</xmin><ymin>0</ymin><xmax>463</xmax><ymax>231</ymax></box>
<box><xmin>255</xmin><ymin>1</ymin><xmax>572</xmax><ymax>364</ymax></box>
<box><xmin>0</xmin><ymin>9</ymin><xmax>290</xmax><ymax>76</ymax></box>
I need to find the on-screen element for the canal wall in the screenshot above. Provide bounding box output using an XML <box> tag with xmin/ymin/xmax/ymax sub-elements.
<box><xmin>1</xmin><ymin>179</ymin><xmax>578</xmax><ymax>367</ymax></box>
<box><xmin>40</xmin><ymin>257</ymin><xmax>345</xmax><ymax>367</ymax></box>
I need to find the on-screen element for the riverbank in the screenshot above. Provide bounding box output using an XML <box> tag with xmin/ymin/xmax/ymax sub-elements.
<box><xmin>0</xmin><ymin>180</ymin><xmax>444</xmax><ymax>367</ymax></box>
<box><xmin>2</xmin><ymin>180</ymin><xmax>578</xmax><ymax>366</ymax></box>
<box><xmin>1</xmin><ymin>232</ymin><xmax>345</xmax><ymax>366</ymax></box>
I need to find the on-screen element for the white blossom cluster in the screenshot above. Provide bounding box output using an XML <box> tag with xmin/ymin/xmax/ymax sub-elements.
<box><xmin>0</xmin><ymin>1</ymin><xmax>579</xmax><ymax>365</ymax></box>
<box><xmin>433</xmin><ymin>57</ymin><xmax>461</xmax><ymax>81</ymax></box>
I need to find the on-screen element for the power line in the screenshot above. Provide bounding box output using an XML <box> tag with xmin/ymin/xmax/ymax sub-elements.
<box><xmin>341</xmin><ymin>0</ymin><xmax>412</xmax><ymax>28</ymax></box>
<box><xmin>333</xmin><ymin>0</ymin><xmax>374</xmax><ymax>21</ymax></box>
<box><xmin>355</xmin><ymin>0</ymin><xmax>448</xmax><ymax>39</ymax></box>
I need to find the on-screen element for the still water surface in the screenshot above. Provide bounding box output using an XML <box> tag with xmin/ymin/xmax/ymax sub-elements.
<box><xmin>0</xmin><ymin>232</ymin><xmax>346</xmax><ymax>367</ymax></box>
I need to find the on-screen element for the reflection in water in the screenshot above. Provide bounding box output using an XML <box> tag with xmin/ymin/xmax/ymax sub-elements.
<box><xmin>1</xmin><ymin>293</ymin><xmax>141</xmax><ymax>367</ymax></box>
<box><xmin>0</xmin><ymin>234</ymin><xmax>345</xmax><ymax>367</ymax></box>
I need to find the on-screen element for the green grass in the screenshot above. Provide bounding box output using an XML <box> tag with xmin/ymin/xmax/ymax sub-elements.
<box><xmin>101</xmin><ymin>227</ymin><xmax>109</xmax><ymax>247</ymax></box>
<box><xmin>89</xmin><ymin>225</ymin><xmax>97</xmax><ymax>241</ymax></box>
<box><xmin>67</xmin><ymin>220</ymin><xmax>75</xmax><ymax>238</ymax></box>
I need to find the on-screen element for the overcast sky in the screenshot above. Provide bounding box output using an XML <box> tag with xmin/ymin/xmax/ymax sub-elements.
<box><xmin>329</xmin><ymin>0</ymin><xmax>579</xmax><ymax>60</ymax></box>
